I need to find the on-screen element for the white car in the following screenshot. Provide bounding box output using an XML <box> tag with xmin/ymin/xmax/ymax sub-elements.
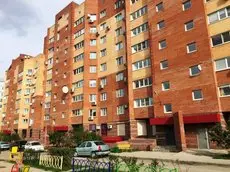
<box><xmin>25</xmin><ymin>141</ymin><xmax>44</xmax><ymax>152</ymax></box>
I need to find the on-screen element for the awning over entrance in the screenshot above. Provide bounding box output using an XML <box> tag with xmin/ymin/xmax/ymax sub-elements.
<box><xmin>150</xmin><ymin>113</ymin><xmax>221</xmax><ymax>125</ymax></box>
<box><xmin>53</xmin><ymin>126</ymin><xmax>68</xmax><ymax>131</ymax></box>
<box><xmin>3</xmin><ymin>130</ymin><xmax>11</xmax><ymax>135</ymax></box>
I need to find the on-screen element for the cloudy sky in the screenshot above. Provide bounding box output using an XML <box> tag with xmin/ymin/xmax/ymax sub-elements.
<box><xmin>0</xmin><ymin>0</ymin><xmax>84</xmax><ymax>80</ymax></box>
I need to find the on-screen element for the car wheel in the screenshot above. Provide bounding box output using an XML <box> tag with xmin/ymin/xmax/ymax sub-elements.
<box><xmin>91</xmin><ymin>152</ymin><xmax>96</xmax><ymax>158</ymax></box>
<box><xmin>74</xmin><ymin>152</ymin><xmax>78</xmax><ymax>157</ymax></box>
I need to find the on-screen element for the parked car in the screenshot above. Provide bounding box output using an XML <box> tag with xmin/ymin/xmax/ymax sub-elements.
<box><xmin>10</xmin><ymin>140</ymin><xmax>27</xmax><ymax>152</ymax></box>
<box><xmin>24</xmin><ymin>141</ymin><xmax>44</xmax><ymax>152</ymax></box>
<box><xmin>75</xmin><ymin>141</ymin><xmax>110</xmax><ymax>158</ymax></box>
<box><xmin>0</xmin><ymin>141</ymin><xmax>10</xmax><ymax>150</ymax></box>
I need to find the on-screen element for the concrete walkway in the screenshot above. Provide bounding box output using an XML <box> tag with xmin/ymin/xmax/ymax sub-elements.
<box><xmin>111</xmin><ymin>149</ymin><xmax>230</xmax><ymax>167</ymax></box>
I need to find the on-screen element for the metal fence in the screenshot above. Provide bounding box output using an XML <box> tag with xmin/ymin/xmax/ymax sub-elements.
<box><xmin>39</xmin><ymin>154</ymin><xmax>63</xmax><ymax>170</ymax></box>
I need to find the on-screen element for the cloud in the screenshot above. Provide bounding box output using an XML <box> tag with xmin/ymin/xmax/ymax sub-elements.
<box><xmin>0</xmin><ymin>0</ymin><xmax>40</xmax><ymax>36</ymax></box>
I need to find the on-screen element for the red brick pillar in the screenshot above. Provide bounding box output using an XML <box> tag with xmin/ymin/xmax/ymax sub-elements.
<box><xmin>130</xmin><ymin>120</ymin><xmax>137</xmax><ymax>139</ymax></box>
<box><xmin>173</xmin><ymin>111</ymin><xmax>186</xmax><ymax>151</ymax></box>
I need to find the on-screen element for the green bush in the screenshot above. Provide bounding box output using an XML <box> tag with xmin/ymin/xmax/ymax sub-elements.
<box><xmin>48</xmin><ymin>147</ymin><xmax>75</xmax><ymax>171</ymax></box>
<box><xmin>0</xmin><ymin>132</ymin><xmax>21</xmax><ymax>142</ymax></box>
<box><xmin>23</xmin><ymin>150</ymin><xmax>41</xmax><ymax>166</ymax></box>
<box><xmin>110</xmin><ymin>147</ymin><xmax>121</xmax><ymax>153</ymax></box>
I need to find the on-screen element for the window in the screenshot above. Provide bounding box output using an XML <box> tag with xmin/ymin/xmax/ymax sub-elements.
<box><xmin>100</xmin><ymin>63</ymin><xmax>107</xmax><ymax>72</ymax></box>
<box><xmin>115</xmin><ymin>0</ymin><xmax>124</xmax><ymax>9</ymax></box>
<box><xmin>73</xmin><ymin>80</ymin><xmax>84</xmax><ymax>89</ymax></box>
<box><xmin>164</xmin><ymin>104</ymin><xmax>172</xmax><ymax>113</ymax></box>
<box><xmin>100</xmin><ymin>93</ymin><xmax>107</xmax><ymax>101</ymax></box>
<box><xmin>64</xmin><ymin>48</ymin><xmax>68</xmax><ymax>55</ymax></box>
<box><xmin>115</xmin><ymin>13</ymin><xmax>123</xmax><ymax>22</ymax></box>
<box><xmin>131</xmin><ymin>0</ymin><xmax>139</xmax><ymax>4</ymax></box>
<box><xmin>208</xmin><ymin>7</ymin><xmax>230</xmax><ymax>24</ymax></box>
<box><xmin>116</xmin><ymin>56</ymin><xmax>125</xmax><ymax>65</ymax></box>
<box><xmin>134</xmin><ymin>97</ymin><xmax>153</xmax><ymax>108</ymax></box>
<box><xmin>100</xmin><ymin>108</ymin><xmax>107</xmax><ymax>116</ymax></box>
<box><xmin>48</xmin><ymin>47</ymin><xmax>54</xmax><ymax>53</ymax></box>
<box><xmin>100</xmin><ymin>77</ymin><xmax>107</xmax><ymax>86</ymax></box>
<box><xmin>64</xmin><ymin>60</ymin><xmax>67</xmax><ymax>66</ymax></box>
<box><xmin>46</xmin><ymin>79</ymin><xmax>52</xmax><ymax>85</ymax></box>
<box><xmin>100</xmin><ymin>49</ymin><xmax>107</xmax><ymax>57</ymax></box>
<box><xmin>132</xmin><ymin>58</ymin><xmax>151</xmax><ymax>71</ymax></box>
<box><xmin>74</xmin><ymin>41</ymin><xmax>84</xmax><ymax>50</ymax></box>
<box><xmin>90</xmin><ymin>39</ymin><xmax>96</xmax><ymax>46</ymax></box>
<box><xmin>116</xmin><ymin>72</ymin><xmax>124</xmax><ymax>81</ymax></box>
<box><xmin>117</xmin><ymin>124</ymin><xmax>125</xmax><ymax>136</ymax></box>
<box><xmin>219</xmin><ymin>85</ymin><xmax>230</xmax><ymax>97</ymax></box>
<box><xmin>89</xmin><ymin>94</ymin><xmax>97</xmax><ymax>102</ymax></box>
<box><xmin>89</xmin><ymin>109</ymin><xmax>96</xmax><ymax>117</ymax></box>
<box><xmin>45</xmin><ymin>91</ymin><xmax>51</xmax><ymax>97</ymax></box>
<box><xmin>73</xmin><ymin>94</ymin><xmax>83</xmax><ymax>102</ymax></box>
<box><xmin>90</xmin><ymin>27</ymin><xmax>97</xmax><ymax>33</ymax></box>
<box><xmin>74</xmin><ymin>53</ymin><xmax>84</xmax><ymax>62</ymax></box>
<box><xmin>74</xmin><ymin>29</ymin><xmax>85</xmax><ymax>38</ymax></box>
<box><xmin>116</xmin><ymin>42</ymin><xmax>123</xmax><ymax>51</ymax></box>
<box><xmin>211</xmin><ymin>31</ymin><xmax>230</xmax><ymax>47</ymax></box>
<box><xmin>45</xmin><ymin>102</ymin><xmax>51</xmax><ymax>109</ymax></box>
<box><xmin>131</xmin><ymin>23</ymin><xmax>148</xmax><ymax>36</ymax></box>
<box><xmin>156</xmin><ymin>2</ymin><xmax>163</xmax><ymax>12</ymax></box>
<box><xmin>115</xmin><ymin>27</ymin><xmax>123</xmax><ymax>36</ymax></box>
<box><xmin>183</xmin><ymin>0</ymin><xmax>191</xmax><ymax>11</ymax></box>
<box><xmin>100</xmin><ymin>10</ymin><xmax>106</xmax><ymax>18</ymax></box>
<box><xmin>74</xmin><ymin>16</ymin><xmax>85</xmax><ymax>27</ymax></box>
<box><xmin>215</xmin><ymin>57</ymin><xmax>230</xmax><ymax>71</ymax></box>
<box><xmin>23</xmin><ymin>119</ymin><xmax>28</xmax><ymax>123</ymax></box>
<box><xmin>100</xmin><ymin>22</ymin><xmax>107</xmax><ymax>31</ymax></box>
<box><xmin>90</xmin><ymin>52</ymin><xmax>97</xmax><ymax>59</ymax></box>
<box><xmin>160</xmin><ymin>60</ymin><xmax>168</xmax><ymax>70</ymax></box>
<box><xmin>133</xmin><ymin>77</ymin><xmax>152</xmax><ymax>89</ymax></box>
<box><xmin>159</xmin><ymin>40</ymin><xmax>167</xmax><ymax>49</ymax></box>
<box><xmin>130</xmin><ymin>6</ymin><xmax>147</xmax><ymax>21</ymax></box>
<box><xmin>192</xmin><ymin>90</ymin><xmax>203</xmax><ymax>100</ymax></box>
<box><xmin>190</xmin><ymin>65</ymin><xmax>202</xmax><ymax>76</ymax></box>
<box><xmin>89</xmin><ymin>80</ymin><xmax>96</xmax><ymax>87</ymax></box>
<box><xmin>162</xmin><ymin>81</ymin><xmax>170</xmax><ymax>91</ymax></box>
<box><xmin>132</xmin><ymin>40</ymin><xmax>149</xmax><ymax>53</ymax></box>
<box><xmin>116</xmin><ymin>89</ymin><xmax>125</xmax><ymax>98</ymax></box>
<box><xmin>157</xmin><ymin>20</ymin><xmax>165</xmax><ymax>30</ymax></box>
<box><xmin>187</xmin><ymin>42</ymin><xmax>197</xmax><ymax>53</ymax></box>
<box><xmin>185</xmin><ymin>20</ymin><xmax>194</xmax><ymax>31</ymax></box>
<box><xmin>72</xmin><ymin>109</ymin><xmax>82</xmax><ymax>116</ymax></box>
<box><xmin>100</xmin><ymin>36</ymin><xmax>106</xmax><ymax>44</ymax></box>
<box><xmin>73</xmin><ymin>66</ymin><xmax>84</xmax><ymax>75</ymax></box>
<box><xmin>57</xmin><ymin>32</ymin><xmax>60</xmax><ymax>41</ymax></box>
<box><xmin>90</xmin><ymin>66</ymin><xmax>97</xmax><ymax>73</ymax></box>
<box><xmin>44</xmin><ymin>115</ymin><xmax>50</xmax><ymax>121</ymax></box>
<box><xmin>24</xmin><ymin>108</ymin><xmax>29</xmax><ymax>114</ymax></box>
<box><xmin>117</xmin><ymin>105</ymin><xmax>125</xmax><ymax>115</ymax></box>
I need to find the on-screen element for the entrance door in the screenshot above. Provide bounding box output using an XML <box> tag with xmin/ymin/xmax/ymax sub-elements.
<box><xmin>165</xmin><ymin>126</ymin><xmax>176</xmax><ymax>145</ymax></box>
<box><xmin>198</xmin><ymin>128</ymin><xmax>209</xmax><ymax>149</ymax></box>
<box><xmin>101</xmin><ymin>124</ymin><xmax>107</xmax><ymax>136</ymax></box>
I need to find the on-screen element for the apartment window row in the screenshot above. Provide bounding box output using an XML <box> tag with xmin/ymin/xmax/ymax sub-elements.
<box><xmin>100</xmin><ymin>108</ymin><xmax>107</xmax><ymax>116</ymax></box>
<box><xmin>74</xmin><ymin>53</ymin><xmax>84</xmax><ymax>62</ymax></box>
<box><xmin>130</xmin><ymin>6</ymin><xmax>147</xmax><ymax>21</ymax></box>
<box><xmin>100</xmin><ymin>10</ymin><xmax>106</xmax><ymax>18</ymax></box>
<box><xmin>208</xmin><ymin>6</ymin><xmax>230</xmax><ymax>24</ymax></box>
<box><xmin>134</xmin><ymin>97</ymin><xmax>153</xmax><ymax>108</ymax></box>
<box><xmin>73</xmin><ymin>80</ymin><xmax>84</xmax><ymax>89</ymax></box>
<box><xmin>116</xmin><ymin>72</ymin><xmax>125</xmax><ymax>82</ymax></box>
<box><xmin>211</xmin><ymin>31</ymin><xmax>230</xmax><ymax>47</ymax></box>
<box><xmin>72</xmin><ymin>109</ymin><xmax>83</xmax><ymax>116</ymax></box>
<box><xmin>73</xmin><ymin>66</ymin><xmax>84</xmax><ymax>75</ymax></box>
<box><xmin>131</xmin><ymin>22</ymin><xmax>148</xmax><ymax>37</ymax></box>
<box><xmin>133</xmin><ymin>77</ymin><xmax>152</xmax><ymax>89</ymax></box>
<box><xmin>117</xmin><ymin>105</ymin><xmax>126</xmax><ymax>115</ymax></box>
<box><xmin>219</xmin><ymin>85</ymin><xmax>230</xmax><ymax>97</ymax></box>
<box><xmin>89</xmin><ymin>66</ymin><xmax>97</xmax><ymax>73</ymax></box>
<box><xmin>131</xmin><ymin>0</ymin><xmax>139</xmax><ymax>4</ymax></box>
<box><xmin>131</xmin><ymin>40</ymin><xmax>149</xmax><ymax>54</ymax></box>
<box><xmin>115</xmin><ymin>13</ymin><xmax>124</xmax><ymax>22</ymax></box>
<box><xmin>49</xmin><ymin>37</ymin><xmax>54</xmax><ymax>43</ymax></box>
<box><xmin>115</xmin><ymin>0</ymin><xmax>124</xmax><ymax>9</ymax></box>
<box><xmin>116</xmin><ymin>42</ymin><xmax>123</xmax><ymax>51</ymax></box>
<box><xmin>115</xmin><ymin>27</ymin><xmax>123</xmax><ymax>36</ymax></box>
<box><xmin>132</xmin><ymin>58</ymin><xmax>151</xmax><ymax>71</ymax></box>
<box><xmin>100</xmin><ymin>49</ymin><xmax>107</xmax><ymax>57</ymax></box>
<box><xmin>100</xmin><ymin>92</ymin><xmax>107</xmax><ymax>101</ymax></box>
<box><xmin>45</xmin><ymin>91</ymin><xmax>51</xmax><ymax>97</ymax></box>
<box><xmin>215</xmin><ymin>56</ymin><xmax>230</xmax><ymax>71</ymax></box>
<box><xmin>72</xmin><ymin>94</ymin><xmax>83</xmax><ymax>102</ymax></box>
<box><xmin>89</xmin><ymin>94</ymin><xmax>96</xmax><ymax>102</ymax></box>
<box><xmin>74</xmin><ymin>16</ymin><xmax>85</xmax><ymax>27</ymax></box>
<box><xmin>45</xmin><ymin>102</ymin><xmax>51</xmax><ymax>109</ymax></box>
<box><xmin>116</xmin><ymin>56</ymin><xmax>125</xmax><ymax>65</ymax></box>
<box><xmin>89</xmin><ymin>80</ymin><xmax>97</xmax><ymax>87</ymax></box>
<box><xmin>74</xmin><ymin>29</ymin><xmax>85</xmax><ymax>38</ymax></box>
<box><xmin>74</xmin><ymin>41</ymin><xmax>84</xmax><ymax>50</ymax></box>
<box><xmin>100</xmin><ymin>35</ymin><xmax>106</xmax><ymax>44</ymax></box>
<box><xmin>156</xmin><ymin>1</ymin><xmax>191</xmax><ymax>13</ymax></box>
<box><xmin>90</xmin><ymin>52</ymin><xmax>97</xmax><ymax>59</ymax></box>
<box><xmin>116</xmin><ymin>89</ymin><xmax>125</xmax><ymax>98</ymax></box>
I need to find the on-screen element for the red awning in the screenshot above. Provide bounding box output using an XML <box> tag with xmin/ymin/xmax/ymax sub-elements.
<box><xmin>150</xmin><ymin>113</ymin><xmax>221</xmax><ymax>125</ymax></box>
<box><xmin>3</xmin><ymin>130</ymin><xmax>11</xmax><ymax>135</ymax></box>
<box><xmin>53</xmin><ymin>126</ymin><xmax>68</xmax><ymax>131</ymax></box>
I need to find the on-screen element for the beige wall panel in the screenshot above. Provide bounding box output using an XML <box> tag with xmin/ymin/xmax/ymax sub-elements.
<box><xmin>131</xmin><ymin>31</ymin><xmax>149</xmax><ymax>46</ymax></box>
<box><xmin>130</xmin><ymin>15</ymin><xmax>148</xmax><ymax>30</ymax></box>
<box><xmin>73</xmin><ymin>60</ymin><xmax>84</xmax><ymax>69</ymax></box>
<box><xmin>205</xmin><ymin>0</ymin><xmax>230</xmax><ymax>14</ymax></box>
<box><xmin>131</xmin><ymin>49</ymin><xmax>150</xmax><ymax>63</ymax></box>
<box><xmin>132</xmin><ymin>67</ymin><xmax>152</xmax><ymax>81</ymax></box>
<box><xmin>211</xmin><ymin>43</ymin><xmax>230</xmax><ymax>60</ymax></box>
<box><xmin>130</xmin><ymin>0</ymin><xmax>148</xmax><ymax>13</ymax></box>
<box><xmin>208</xmin><ymin>19</ymin><xmax>230</xmax><ymax>36</ymax></box>
<box><xmin>72</xmin><ymin>73</ymin><xmax>84</xmax><ymax>82</ymax></box>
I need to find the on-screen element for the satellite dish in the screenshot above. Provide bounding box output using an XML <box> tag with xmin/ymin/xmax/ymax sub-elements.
<box><xmin>62</xmin><ymin>86</ymin><xmax>69</xmax><ymax>94</ymax></box>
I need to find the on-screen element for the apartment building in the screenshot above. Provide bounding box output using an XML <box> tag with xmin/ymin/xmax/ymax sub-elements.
<box><xmin>1</xmin><ymin>0</ymin><xmax>229</xmax><ymax>150</ymax></box>
<box><xmin>0</xmin><ymin>79</ymin><xmax>4</xmax><ymax>128</ymax></box>
<box><xmin>1</xmin><ymin>54</ymin><xmax>45</xmax><ymax>139</ymax></box>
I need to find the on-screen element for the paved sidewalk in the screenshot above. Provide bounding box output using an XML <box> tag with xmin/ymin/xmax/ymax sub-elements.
<box><xmin>111</xmin><ymin>149</ymin><xmax>230</xmax><ymax>167</ymax></box>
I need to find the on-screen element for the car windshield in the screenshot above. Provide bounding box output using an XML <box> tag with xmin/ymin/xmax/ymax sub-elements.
<box><xmin>94</xmin><ymin>141</ymin><xmax>105</xmax><ymax>145</ymax></box>
<box><xmin>31</xmin><ymin>142</ymin><xmax>41</xmax><ymax>146</ymax></box>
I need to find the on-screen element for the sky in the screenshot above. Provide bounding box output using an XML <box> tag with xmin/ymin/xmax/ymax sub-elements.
<box><xmin>0</xmin><ymin>0</ymin><xmax>84</xmax><ymax>81</ymax></box>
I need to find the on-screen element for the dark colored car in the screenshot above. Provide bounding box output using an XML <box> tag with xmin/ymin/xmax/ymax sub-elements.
<box><xmin>10</xmin><ymin>140</ymin><xmax>27</xmax><ymax>152</ymax></box>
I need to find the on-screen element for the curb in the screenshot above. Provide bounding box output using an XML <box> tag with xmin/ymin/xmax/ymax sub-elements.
<box><xmin>111</xmin><ymin>154</ymin><xmax>230</xmax><ymax>168</ymax></box>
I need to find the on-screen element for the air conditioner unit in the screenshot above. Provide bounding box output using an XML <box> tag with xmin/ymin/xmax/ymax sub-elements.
<box><xmin>96</xmin><ymin>125</ymin><xmax>101</xmax><ymax>130</ymax></box>
<box><xmin>91</xmin><ymin>102</ymin><xmax>97</xmax><ymax>106</ymax></box>
<box><xmin>88</xmin><ymin>116</ymin><xmax>94</xmax><ymax>121</ymax></box>
<box><xmin>124</xmin><ymin>104</ymin><xmax>128</xmax><ymax>109</ymax></box>
<box><xmin>107</xmin><ymin>125</ymin><xmax>112</xmax><ymax>129</ymax></box>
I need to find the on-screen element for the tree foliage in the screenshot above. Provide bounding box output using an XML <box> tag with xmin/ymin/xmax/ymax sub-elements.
<box><xmin>209</xmin><ymin>122</ymin><xmax>230</xmax><ymax>149</ymax></box>
<box><xmin>0</xmin><ymin>132</ymin><xmax>21</xmax><ymax>142</ymax></box>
